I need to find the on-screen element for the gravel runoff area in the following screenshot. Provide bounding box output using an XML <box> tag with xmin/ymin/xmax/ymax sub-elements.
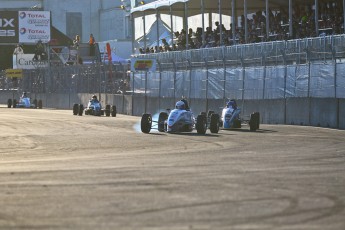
<box><xmin>0</xmin><ymin>106</ymin><xmax>344</xmax><ymax>230</ymax></box>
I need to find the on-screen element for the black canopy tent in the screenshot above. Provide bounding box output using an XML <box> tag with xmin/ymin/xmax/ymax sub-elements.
<box><xmin>130</xmin><ymin>0</ymin><xmax>345</xmax><ymax>52</ymax></box>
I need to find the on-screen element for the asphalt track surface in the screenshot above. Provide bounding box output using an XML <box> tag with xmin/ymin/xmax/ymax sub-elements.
<box><xmin>0</xmin><ymin>106</ymin><xmax>344</xmax><ymax>230</ymax></box>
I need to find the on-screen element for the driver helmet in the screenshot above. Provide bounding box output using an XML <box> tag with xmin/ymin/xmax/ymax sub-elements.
<box><xmin>175</xmin><ymin>100</ymin><xmax>185</xmax><ymax>110</ymax></box>
<box><xmin>22</xmin><ymin>92</ymin><xmax>27</xmax><ymax>97</ymax></box>
<box><xmin>92</xmin><ymin>95</ymin><xmax>97</xmax><ymax>100</ymax></box>
<box><xmin>227</xmin><ymin>99</ymin><xmax>237</xmax><ymax>109</ymax></box>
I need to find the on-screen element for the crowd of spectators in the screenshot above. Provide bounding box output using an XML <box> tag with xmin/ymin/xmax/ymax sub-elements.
<box><xmin>139</xmin><ymin>0</ymin><xmax>344</xmax><ymax>54</ymax></box>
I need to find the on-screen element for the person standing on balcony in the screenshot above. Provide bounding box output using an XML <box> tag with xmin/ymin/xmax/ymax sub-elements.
<box><xmin>13</xmin><ymin>44</ymin><xmax>24</xmax><ymax>55</ymax></box>
<box><xmin>88</xmin><ymin>33</ymin><xmax>96</xmax><ymax>56</ymax></box>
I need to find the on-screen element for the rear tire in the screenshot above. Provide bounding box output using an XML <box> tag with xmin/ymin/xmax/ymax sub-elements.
<box><xmin>38</xmin><ymin>100</ymin><xmax>43</xmax><ymax>109</ymax></box>
<box><xmin>13</xmin><ymin>99</ymin><xmax>17</xmax><ymax>108</ymax></box>
<box><xmin>210</xmin><ymin>113</ymin><xmax>220</xmax><ymax>133</ymax></box>
<box><xmin>249</xmin><ymin>112</ymin><xmax>259</xmax><ymax>131</ymax></box>
<box><xmin>78</xmin><ymin>104</ymin><xmax>84</xmax><ymax>116</ymax></box>
<box><xmin>111</xmin><ymin>105</ymin><xmax>117</xmax><ymax>117</ymax></box>
<box><xmin>7</xmin><ymin>99</ymin><xmax>12</xmax><ymax>108</ymax></box>
<box><xmin>196</xmin><ymin>114</ymin><xmax>207</xmax><ymax>134</ymax></box>
<box><xmin>256</xmin><ymin>112</ymin><xmax>260</xmax><ymax>130</ymax></box>
<box><xmin>158</xmin><ymin>112</ymin><xmax>168</xmax><ymax>132</ymax></box>
<box><xmin>33</xmin><ymin>99</ymin><xmax>37</xmax><ymax>108</ymax></box>
<box><xmin>141</xmin><ymin>113</ymin><xmax>152</xmax><ymax>133</ymax></box>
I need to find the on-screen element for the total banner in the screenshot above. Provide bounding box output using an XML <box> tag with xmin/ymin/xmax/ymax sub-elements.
<box><xmin>0</xmin><ymin>11</ymin><xmax>51</xmax><ymax>44</ymax></box>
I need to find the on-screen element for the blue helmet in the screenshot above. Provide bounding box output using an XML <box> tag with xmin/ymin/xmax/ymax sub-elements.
<box><xmin>227</xmin><ymin>99</ymin><xmax>237</xmax><ymax>109</ymax></box>
<box><xmin>175</xmin><ymin>100</ymin><xmax>185</xmax><ymax>110</ymax></box>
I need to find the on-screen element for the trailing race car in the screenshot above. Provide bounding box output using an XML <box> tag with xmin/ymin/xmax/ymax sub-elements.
<box><xmin>215</xmin><ymin>99</ymin><xmax>260</xmax><ymax>131</ymax></box>
<box><xmin>140</xmin><ymin>99</ymin><xmax>220</xmax><ymax>134</ymax></box>
<box><xmin>7</xmin><ymin>92</ymin><xmax>43</xmax><ymax>109</ymax></box>
<box><xmin>72</xmin><ymin>95</ymin><xmax>116</xmax><ymax>117</ymax></box>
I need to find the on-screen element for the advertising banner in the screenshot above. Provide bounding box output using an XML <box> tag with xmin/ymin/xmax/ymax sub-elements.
<box><xmin>14</xmin><ymin>54</ymin><xmax>48</xmax><ymax>69</ymax></box>
<box><xmin>18</xmin><ymin>11</ymin><xmax>51</xmax><ymax>43</ymax></box>
<box><xmin>131</xmin><ymin>58</ymin><xmax>156</xmax><ymax>72</ymax></box>
<box><xmin>0</xmin><ymin>11</ymin><xmax>51</xmax><ymax>44</ymax></box>
<box><xmin>5</xmin><ymin>69</ymin><xmax>23</xmax><ymax>78</ymax></box>
<box><xmin>0</xmin><ymin>11</ymin><xmax>19</xmax><ymax>43</ymax></box>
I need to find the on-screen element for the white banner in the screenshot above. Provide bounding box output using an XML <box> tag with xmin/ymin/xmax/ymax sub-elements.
<box><xmin>14</xmin><ymin>54</ymin><xmax>48</xmax><ymax>69</ymax></box>
<box><xmin>18</xmin><ymin>11</ymin><xmax>51</xmax><ymax>43</ymax></box>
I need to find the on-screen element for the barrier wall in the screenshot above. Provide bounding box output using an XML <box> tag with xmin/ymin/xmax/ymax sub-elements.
<box><xmin>1</xmin><ymin>91</ymin><xmax>343</xmax><ymax>130</ymax></box>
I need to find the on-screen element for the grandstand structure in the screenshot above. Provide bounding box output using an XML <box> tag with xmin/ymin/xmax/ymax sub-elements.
<box><xmin>127</xmin><ymin>0</ymin><xmax>345</xmax><ymax>129</ymax></box>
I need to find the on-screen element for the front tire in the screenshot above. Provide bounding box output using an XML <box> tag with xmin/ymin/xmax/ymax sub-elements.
<box><xmin>7</xmin><ymin>99</ymin><xmax>12</xmax><ymax>108</ymax></box>
<box><xmin>111</xmin><ymin>105</ymin><xmax>117</xmax><ymax>117</ymax></box>
<box><xmin>73</xmin><ymin>103</ymin><xmax>79</xmax><ymax>115</ymax></box>
<box><xmin>13</xmin><ymin>99</ymin><xmax>17</xmax><ymax>108</ymax></box>
<box><xmin>141</xmin><ymin>113</ymin><xmax>152</xmax><ymax>133</ymax></box>
<box><xmin>105</xmin><ymin>104</ymin><xmax>111</xmax><ymax>117</ymax></box>
<box><xmin>210</xmin><ymin>113</ymin><xmax>220</xmax><ymax>133</ymax></box>
<box><xmin>158</xmin><ymin>112</ymin><xmax>168</xmax><ymax>132</ymax></box>
<box><xmin>196</xmin><ymin>114</ymin><xmax>207</xmax><ymax>134</ymax></box>
<box><xmin>78</xmin><ymin>104</ymin><xmax>84</xmax><ymax>116</ymax></box>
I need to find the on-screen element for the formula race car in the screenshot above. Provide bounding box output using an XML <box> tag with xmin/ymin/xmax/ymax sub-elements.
<box><xmin>7</xmin><ymin>92</ymin><xmax>43</xmax><ymax>109</ymax></box>
<box><xmin>215</xmin><ymin>99</ymin><xmax>260</xmax><ymax>131</ymax></box>
<box><xmin>141</xmin><ymin>100</ymin><xmax>219</xmax><ymax>134</ymax></box>
<box><xmin>72</xmin><ymin>100</ymin><xmax>116</xmax><ymax>117</ymax></box>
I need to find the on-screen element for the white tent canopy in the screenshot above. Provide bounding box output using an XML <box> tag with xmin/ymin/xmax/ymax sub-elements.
<box><xmin>131</xmin><ymin>0</ymin><xmax>290</xmax><ymax>17</ymax></box>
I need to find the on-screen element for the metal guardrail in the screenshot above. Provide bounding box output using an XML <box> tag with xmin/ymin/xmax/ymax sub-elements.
<box><xmin>136</xmin><ymin>34</ymin><xmax>345</xmax><ymax>69</ymax></box>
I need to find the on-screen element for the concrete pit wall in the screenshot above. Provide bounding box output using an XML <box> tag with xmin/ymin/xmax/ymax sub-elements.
<box><xmin>0</xmin><ymin>91</ymin><xmax>344</xmax><ymax>130</ymax></box>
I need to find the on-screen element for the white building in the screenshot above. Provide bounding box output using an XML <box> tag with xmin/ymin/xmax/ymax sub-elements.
<box><xmin>0</xmin><ymin>0</ymin><xmax>147</xmax><ymax>58</ymax></box>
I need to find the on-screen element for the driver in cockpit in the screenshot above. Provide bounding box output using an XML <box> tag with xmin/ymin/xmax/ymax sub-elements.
<box><xmin>226</xmin><ymin>99</ymin><xmax>237</xmax><ymax>110</ymax></box>
<box><xmin>176</xmin><ymin>98</ymin><xmax>190</xmax><ymax>110</ymax></box>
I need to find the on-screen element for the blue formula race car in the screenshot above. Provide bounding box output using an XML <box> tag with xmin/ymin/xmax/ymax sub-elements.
<box><xmin>73</xmin><ymin>95</ymin><xmax>116</xmax><ymax>117</ymax></box>
<box><xmin>141</xmin><ymin>99</ymin><xmax>219</xmax><ymax>134</ymax></box>
<box><xmin>219</xmin><ymin>99</ymin><xmax>260</xmax><ymax>131</ymax></box>
<box><xmin>7</xmin><ymin>92</ymin><xmax>43</xmax><ymax>109</ymax></box>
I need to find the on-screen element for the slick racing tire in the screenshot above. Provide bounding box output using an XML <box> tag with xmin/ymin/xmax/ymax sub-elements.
<box><xmin>210</xmin><ymin>113</ymin><xmax>220</xmax><ymax>133</ymax></box>
<box><xmin>105</xmin><ymin>104</ymin><xmax>111</xmax><ymax>117</ymax></box>
<box><xmin>38</xmin><ymin>100</ymin><xmax>43</xmax><ymax>109</ymax></box>
<box><xmin>196</xmin><ymin>114</ymin><xmax>207</xmax><ymax>134</ymax></box>
<box><xmin>111</xmin><ymin>105</ymin><xmax>117</xmax><ymax>117</ymax></box>
<box><xmin>141</xmin><ymin>113</ymin><xmax>152</xmax><ymax>134</ymax></box>
<box><xmin>78</xmin><ymin>104</ymin><xmax>84</xmax><ymax>116</ymax></box>
<box><xmin>158</xmin><ymin>112</ymin><xmax>168</xmax><ymax>132</ymax></box>
<box><xmin>73</xmin><ymin>103</ymin><xmax>79</xmax><ymax>115</ymax></box>
<box><xmin>7</xmin><ymin>99</ymin><xmax>12</xmax><ymax>108</ymax></box>
<box><xmin>33</xmin><ymin>99</ymin><xmax>38</xmax><ymax>108</ymax></box>
<box><xmin>249</xmin><ymin>112</ymin><xmax>260</xmax><ymax>131</ymax></box>
<box><xmin>13</xmin><ymin>99</ymin><xmax>17</xmax><ymax>108</ymax></box>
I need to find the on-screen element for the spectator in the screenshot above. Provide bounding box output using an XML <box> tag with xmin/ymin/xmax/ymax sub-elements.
<box><xmin>88</xmin><ymin>33</ymin><xmax>96</xmax><ymax>56</ymax></box>
<box><xmin>13</xmin><ymin>44</ymin><xmax>24</xmax><ymax>55</ymax></box>
<box><xmin>33</xmin><ymin>40</ymin><xmax>46</xmax><ymax>61</ymax></box>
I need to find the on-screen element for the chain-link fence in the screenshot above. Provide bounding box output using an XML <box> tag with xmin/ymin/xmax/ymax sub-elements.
<box><xmin>1</xmin><ymin>34</ymin><xmax>345</xmax><ymax>100</ymax></box>
<box><xmin>0</xmin><ymin>62</ymin><xmax>131</xmax><ymax>94</ymax></box>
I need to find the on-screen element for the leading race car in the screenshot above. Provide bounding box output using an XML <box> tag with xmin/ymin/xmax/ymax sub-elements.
<box><xmin>216</xmin><ymin>99</ymin><xmax>260</xmax><ymax>131</ymax></box>
<box><xmin>73</xmin><ymin>95</ymin><xmax>116</xmax><ymax>117</ymax></box>
<box><xmin>7</xmin><ymin>92</ymin><xmax>43</xmax><ymax>109</ymax></box>
<box><xmin>140</xmin><ymin>99</ymin><xmax>220</xmax><ymax>134</ymax></box>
